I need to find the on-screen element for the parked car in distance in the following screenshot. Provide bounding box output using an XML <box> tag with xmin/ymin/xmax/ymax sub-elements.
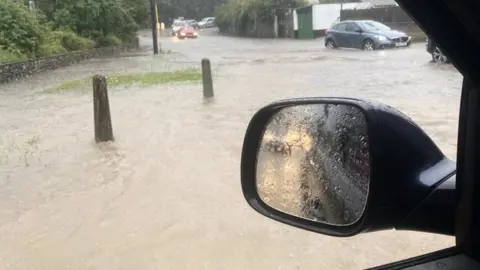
<box><xmin>325</xmin><ymin>20</ymin><xmax>411</xmax><ymax>51</ymax></box>
<box><xmin>198</xmin><ymin>17</ymin><xmax>216</xmax><ymax>28</ymax></box>
<box><xmin>185</xmin><ymin>19</ymin><xmax>200</xmax><ymax>30</ymax></box>
<box><xmin>177</xmin><ymin>26</ymin><xmax>198</xmax><ymax>39</ymax></box>
<box><xmin>426</xmin><ymin>37</ymin><xmax>449</xmax><ymax>63</ymax></box>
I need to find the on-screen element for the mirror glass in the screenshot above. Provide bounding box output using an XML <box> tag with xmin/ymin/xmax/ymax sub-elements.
<box><xmin>256</xmin><ymin>104</ymin><xmax>370</xmax><ymax>226</ymax></box>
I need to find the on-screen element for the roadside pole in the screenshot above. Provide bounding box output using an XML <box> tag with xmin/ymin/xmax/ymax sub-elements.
<box><xmin>149</xmin><ymin>0</ymin><xmax>159</xmax><ymax>54</ymax></box>
<box><xmin>201</xmin><ymin>59</ymin><xmax>214</xmax><ymax>99</ymax></box>
<box><xmin>155</xmin><ymin>3</ymin><xmax>161</xmax><ymax>38</ymax></box>
<box><xmin>93</xmin><ymin>75</ymin><xmax>114</xmax><ymax>142</ymax></box>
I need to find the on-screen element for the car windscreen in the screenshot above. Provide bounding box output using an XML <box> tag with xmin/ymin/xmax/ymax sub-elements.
<box><xmin>360</xmin><ymin>21</ymin><xmax>391</xmax><ymax>31</ymax></box>
<box><xmin>173</xmin><ymin>22</ymin><xmax>185</xmax><ymax>27</ymax></box>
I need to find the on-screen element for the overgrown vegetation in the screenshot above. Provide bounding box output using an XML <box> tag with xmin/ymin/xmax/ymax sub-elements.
<box><xmin>0</xmin><ymin>0</ymin><xmax>140</xmax><ymax>63</ymax></box>
<box><xmin>215</xmin><ymin>0</ymin><xmax>307</xmax><ymax>35</ymax></box>
<box><xmin>53</xmin><ymin>69</ymin><xmax>202</xmax><ymax>91</ymax></box>
<box><xmin>1</xmin><ymin>0</ymin><xmax>234</xmax><ymax>63</ymax></box>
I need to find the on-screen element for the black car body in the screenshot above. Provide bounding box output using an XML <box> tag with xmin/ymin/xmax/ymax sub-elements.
<box><xmin>241</xmin><ymin>0</ymin><xmax>480</xmax><ymax>268</ymax></box>
<box><xmin>185</xmin><ymin>20</ymin><xmax>200</xmax><ymax>30</ymax></box>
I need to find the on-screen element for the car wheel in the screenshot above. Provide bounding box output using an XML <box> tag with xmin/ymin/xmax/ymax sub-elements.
<box><xmin>325</xmin><ymin>39</ymin><xmax>337</xmax><ymax>49</ymax></box>
<box><xmin>363</xmin><ymin>39</ymin><xmax>375</xmax><ymax>51</ymax></box>
<box><xmin>432</xmin><ymin>46</ymin><xmax>449</xmax><ymax>63</ymax></box>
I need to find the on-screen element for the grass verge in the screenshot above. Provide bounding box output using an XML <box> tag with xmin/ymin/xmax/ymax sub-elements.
<box><xmin>53</xmin><ymin>69</ymin><xmax>202</xmax><ymax>91</ymax></box>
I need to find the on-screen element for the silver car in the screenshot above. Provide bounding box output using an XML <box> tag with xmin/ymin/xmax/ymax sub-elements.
<box><xmin>325</xmin><ymin>20</ymin><xmax>411</xmax><ymax>51</ymax></box>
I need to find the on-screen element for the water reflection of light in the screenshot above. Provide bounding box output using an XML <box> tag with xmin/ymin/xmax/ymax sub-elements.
<box><xmin>284</xmin><ymin>130</ymin><xmax>312</xmax><ymax>151</ymax></box>
<box><xmin>262</xmin><ymin>131</ymin><xmax>275</xmax><ymax>142</ymax></box>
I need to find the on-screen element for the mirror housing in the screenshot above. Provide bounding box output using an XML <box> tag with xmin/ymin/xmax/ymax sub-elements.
<box><xmin>241</xmin><ymin>98</ymin><xmax>455</xmax><ymax>237</ymax></box>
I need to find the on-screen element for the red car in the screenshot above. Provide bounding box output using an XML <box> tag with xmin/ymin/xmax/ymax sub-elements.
<box><xmin>178</xmin><ymin>26</ymin><xmax>198</xmax><ymax>39</ymax></box>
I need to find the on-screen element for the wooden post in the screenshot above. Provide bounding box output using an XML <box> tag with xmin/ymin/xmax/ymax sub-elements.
<box><xmin>201</xmin><ymin>58</ymin><xmax>214</xmax><ymax>98</ymax></box>
<box><xmin>149</xmin><ymin>0</ymin><xmax>159</xmax><ymax>54</ymax></box>
<box><xmin>93</xmin><ymin>75</ymin><xmax>114</xmax><ymax>142</ymax></box>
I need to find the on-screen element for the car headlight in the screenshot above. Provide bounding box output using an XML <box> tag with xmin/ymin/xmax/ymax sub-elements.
<box><xmin>375</xmin><ymin>35</ymin><xmax>387</xmax><ymax>41</ymax></box>
<box><xmin>180</xmin><ymin>32</ymin><xmax>186</xmax><ymax>36</ymax></box>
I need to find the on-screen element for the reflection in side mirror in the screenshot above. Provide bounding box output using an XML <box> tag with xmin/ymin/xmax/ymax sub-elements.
<box><xmin>255</xmin><ymin>104</ymin><xmax>371</xmax><ymax>226</ymax></box>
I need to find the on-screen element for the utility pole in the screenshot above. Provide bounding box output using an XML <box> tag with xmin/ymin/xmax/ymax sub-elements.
<box><xmin>155</xmin><ymin>3</ymin><xmax>161</xmax><ymax>39</ymax></box>
<box><xmin>149</xmin><ymin>0</ymin><xmax>159</xmax><ymax>54</ymax></box>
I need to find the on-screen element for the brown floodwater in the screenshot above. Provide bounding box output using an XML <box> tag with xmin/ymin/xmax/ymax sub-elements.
<box><xmin>0</xmin><ymin>31</ymin><xmax>461</xmax><ymax>269</ymax></box>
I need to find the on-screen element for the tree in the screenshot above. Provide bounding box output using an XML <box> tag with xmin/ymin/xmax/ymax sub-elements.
<box><xmin>0</xmin><ymin>0</ymin><xmax>46</xmax><ymax>56</ymax></box>
<box><xmin>122</xmin><ymin>0</ymin><xmax>150</xmax><ymax>27</ymax></box>
<box><xmin>52</xmin><ymin>0</ymin><xmax>138</xmax><ymax>43</ymax></box>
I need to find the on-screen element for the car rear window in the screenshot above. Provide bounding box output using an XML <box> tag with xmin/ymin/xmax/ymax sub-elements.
<box><xmin>345</xmin><ymin>23</ymin><xmax>361</xmax><ymax>32</ymax></box>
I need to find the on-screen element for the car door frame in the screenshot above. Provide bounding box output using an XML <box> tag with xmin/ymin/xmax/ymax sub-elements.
<box><xmin>331</xmin><ymin>22</ymin><xmax>348</xmax><ymax>48</ymax></box>
<box><xmin>370</xmin><ymin>0</ymin><xmax>480</xmax><ymax>267</ymax></box>
<box><xmin>344</xmin><ymin>22</ymin><xmax>364</xmax><ymax>49</ymax></box>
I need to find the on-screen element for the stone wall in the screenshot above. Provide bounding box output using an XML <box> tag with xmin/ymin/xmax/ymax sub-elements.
<box><xmin>0</xmin><ymin>38</ymin><xmax>140</xmax><ymax>84</ymax></box>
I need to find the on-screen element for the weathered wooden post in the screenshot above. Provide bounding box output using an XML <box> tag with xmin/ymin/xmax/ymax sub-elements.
<box><xmin>93</xmin><ymin>75</ymin><xmax>114</xmax><ymax>142</ymax></box>
<box><xmin>201</xmin><ymin>58</ymin><xmax>214</xmax><ymax>98</ymax></box>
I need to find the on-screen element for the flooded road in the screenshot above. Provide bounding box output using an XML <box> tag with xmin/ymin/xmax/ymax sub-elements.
<box><xmin>0</xmin><ymin>29</ymin><xmax>461</xmax><ymax>269</ymax></box>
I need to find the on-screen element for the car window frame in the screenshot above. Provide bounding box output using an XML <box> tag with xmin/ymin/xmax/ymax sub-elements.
<box><xmin>362</xmin><ymin>21</ymin><xmax>391</xmax><ymax>31</ymax></box>
<box><xmin>394</xmin><ymin>0</ymin><xmax>480</xmax><ymax>263</ymax></box>
<box><xmin>334</xmin><ymin>22</ymin><xmax>347</xmax><ymax>31</ymax></box>
<box><xmin>345</xmin><ymin>22</ymin><xmax>361</xmax><ymax>33</ymax></box>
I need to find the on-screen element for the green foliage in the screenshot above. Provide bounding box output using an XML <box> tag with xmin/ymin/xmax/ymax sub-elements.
<box><xmin>51</xmin><ymin>0</ymin><xmax>139</xmax><ymax>43</ymax></box>
<box><xmin>0</xmin><ymin>47</ymin><xmax>25</xmax><ymax>63</ymax></box>
<box><xmin>122</xmin><ymin>0</ymin><xmax>150</xmax><ymax>27</ymax></box>
<box><xmin>37</xmin><ymin>34</ymin><xmax>67</xmax><ymax>57</ymax></box>
<box><xmin>3</xmin><ymin>0</ymin><xmax>231</xmax><ymax>62</ymax></box>
<box><xmin>0</xmin><ymin>0</ymin><xmax>105</xmax><ymax>62</ymax></box>
<box><xmin>53</xmin><ymin>69</ymin><xmax>203</xmax><ymax>91</ymax></box>
<box><xmin>215</xmin><ymin>0</ymin><xmax>307</xmax><ymax>35</ymax></box>
<box><xmin>96</xmin><ymin>34</ymin><xmax>123</xmax><ymax>47</ymax></box>
<box><xmin>36</xmin><ymin>29</ymin><xmax>97</xmax><ymax>57</ymax></box>
<box><xmin>60</xmin><ymin>30</ymin><xmax>96</xmax><ymax>51</ymax></box>
<box><xmin>0</xmin><ymin>0</ymin><xmax>46</xmax><ymax>57</ymax></box>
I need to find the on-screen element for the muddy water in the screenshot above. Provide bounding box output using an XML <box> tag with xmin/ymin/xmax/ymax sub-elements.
<box><xmin>0</xmin><ymin>33</ymin><xmax>461</xmax><ymax>269</ymax></box>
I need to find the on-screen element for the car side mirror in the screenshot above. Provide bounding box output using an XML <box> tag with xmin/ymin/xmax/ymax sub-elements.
<box><xmin>241</xmin><ymin>98</ymin><xmax>456</xmax><ymax>237</ymax></box>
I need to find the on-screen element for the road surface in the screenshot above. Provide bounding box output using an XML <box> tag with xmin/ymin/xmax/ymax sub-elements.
<box><xmin>0</xmin><ymin>29</ymin><xmax>460</xmax><ymax>269</ymax></box>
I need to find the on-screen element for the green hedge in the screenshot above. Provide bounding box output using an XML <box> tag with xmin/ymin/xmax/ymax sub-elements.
<box><xmin>1</xmin><ymin>0</ymin><xmax>140</xmax><ymax>63</ymax></box>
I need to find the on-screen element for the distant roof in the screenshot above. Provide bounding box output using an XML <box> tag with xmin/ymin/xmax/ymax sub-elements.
<box><xmin>361</xmin><ymin>0</ymin><xmax>398</xmax><ymax>6</ymax></box>
<box><xmin>341</xmin><ymin>0</ymin><xmax>398</xmax><ymax>10</ymax></box>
